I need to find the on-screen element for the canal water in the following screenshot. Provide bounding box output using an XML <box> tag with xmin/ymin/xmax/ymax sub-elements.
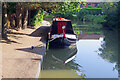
<box><xmin>40</xmin><ymin>22</ymin><xmax>119</xmax><ymax>78</ymax></box>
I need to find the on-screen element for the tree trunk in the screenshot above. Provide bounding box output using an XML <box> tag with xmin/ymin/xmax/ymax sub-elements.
<box><xmin>28</xmin><ymin>10</ymin><xmax>31</xmax><ymax>26</ymax></box>
<box><xmin>2</xmin><ymin>2</ymin><xmax>7</xmax><ymax>39</ymax></box>
<box><xmin>16</xmin><ymin>3</ymin><xmax>22</xmax><ymax>30</ymax></box>
<box><xmin>22</xmin><ymin>8</ymin><xmax>28</xmax><ymax>29</ymax></box>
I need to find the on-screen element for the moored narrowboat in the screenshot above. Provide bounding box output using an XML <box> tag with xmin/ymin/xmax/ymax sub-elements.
<box><xmin>48</xmin><ymin>18</ymin><xmax>77</xmax><ymax>48</ymax></box>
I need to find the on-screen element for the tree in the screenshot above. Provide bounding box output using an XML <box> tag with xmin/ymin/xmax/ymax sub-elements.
<box><xmin>22</xmin><ymin>3</ymin><xmax>29</xmax><ymax>29</ymax></box>
<box><xmin>98</xmin><ymin>2</ymin><xmax>118</xmax><ymax>30</ymax></box>
<box><xmin>16</xmin><ymin>2</ymin><xmax>22</xmax><ymax>30</ymax></box>
<box><xmin>7</xmin><ymin>2</ymin><xmax>16</xmax><ymax>29</ymax></box>
<box><xmin>16</xmin><ymin>2</ymin><xmax>31</xmax><ymax>30</ymax></box>
<box><xmin>2</xmin><ymin>2</ymin><xmax>79</xmax><ymax>32</ymax></box>
<box><xmin>2</xmin><ymin>2</ymin><xmax>7</xmax><ymax>39</ymax></box>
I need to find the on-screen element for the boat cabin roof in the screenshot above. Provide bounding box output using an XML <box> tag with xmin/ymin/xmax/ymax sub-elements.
<box><xmin>53</xmin><ymin>18</ymin><xmax>71</xmax><ymax>21</ymax></box>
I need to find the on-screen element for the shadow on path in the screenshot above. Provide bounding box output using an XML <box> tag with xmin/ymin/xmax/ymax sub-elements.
<box><xmin>16</xmin><ymin>45</ymin><xmax>45</xmax><ymax>55</ymax></box>
<box><xmin>1</xmin><ymin>38</ymin><xmax>22</xmax><ymax>44</ymax></box>
<box><xmin>8</xmin><ymin>31</ymin><xmax>29</xmax><ymax>36</ymax></box>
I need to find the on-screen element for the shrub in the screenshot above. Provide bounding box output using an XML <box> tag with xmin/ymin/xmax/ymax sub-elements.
<box><xmin>32</xmin><ymin>10</ymin><xmax>44</xmax><ymax>26</ymax></box>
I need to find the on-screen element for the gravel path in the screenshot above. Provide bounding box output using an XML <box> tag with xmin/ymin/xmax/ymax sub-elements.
<box><xmin>1</xmin><ymin>20</ymin><xmax>50</xmax><ymax>78</ymax></box>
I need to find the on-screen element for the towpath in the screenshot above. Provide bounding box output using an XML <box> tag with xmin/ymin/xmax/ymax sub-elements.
<box><xmin>1</xmin><ymin>20</ymin><xmax>50</xmax><ymax>78</ymax></box>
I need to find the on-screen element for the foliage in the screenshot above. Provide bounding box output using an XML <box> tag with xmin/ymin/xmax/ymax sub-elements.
<box><xmin>84</xmin><ymin>14</ymin><xmax>106</xmax><ymax>23</ymax></box>
<box><xmin>44</xmin><ymin>15</ymin><xmax>52</xmax><ymax>18</ymax></box>
<box><xmin>7</xmin><ymin>2</ymin><xmax>16</xmax><ymax>14</ymax></box>
<box><xmin>40</xmin><ymin>2</ymin><xmax>61</xmax><ymax>13</ymax></box>
<box><xmin>52</xmin><ymin>2</ymin><xmax>80</xmax><ymax>19</ymax></box>
<box><xmin>77</xmin><ymin>8</ymin><xmax>104</xmax><ymax>23</ymax></box>
<box><xmin>77</xmin><ymin>2</ymin><xmax>119</xmax><ymax>30</ymax></box>
<box><xmin>27</xmin><ymin>2</ymin><xmax>61</xmax><ymax>26</ymax></box>
<box><xmin>73</xmin><ymin>22</ymin><xmax>103</xmax><ymax>32</ymax></box>
<box><xmin>32</xmin><ymin>10</ymin><xmax>44</xmax><ymax>26</ymax></box>
<box><xmin>77</xmin><ymin>8</ymin><xmax>89</xmax><ymax>20</ymax></box>
<box><xmin>85</xmin><ymin>8</ymin><xmax>102</xmax><ymax>14</ymax></box>
<box><xmin>98</xmin><ymin>2</ymin><xmax>119</xmax><ymax>30</ymax></box>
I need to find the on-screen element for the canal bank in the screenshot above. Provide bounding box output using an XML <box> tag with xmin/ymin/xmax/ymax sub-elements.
<box><xmin>1</xmin><ymin>20</ymin><xmax>50</xmax><ymax>78</ymax></box>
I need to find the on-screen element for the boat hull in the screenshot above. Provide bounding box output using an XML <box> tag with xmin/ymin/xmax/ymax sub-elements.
<box><xmin>49</xmin><ymin>37</ymin><xmax>76</xmax><ymax>48</ymax></box>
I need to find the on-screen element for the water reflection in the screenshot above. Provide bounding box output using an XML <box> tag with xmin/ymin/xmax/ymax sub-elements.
<box><xmin>97</xmin><ymin>29</ymin><xmax>119</xmax><ymax>78</ymax></box>
<box><xmin>98</xmin><ymin>29</ymin><xmax>118</xmax><ymax>63</ymax></box>
<box><xmin>75</xmin><ymin>38</ymin><xmax>118</xmax><ymax>78</ymax></box>
<box><xmin>73</xmin><ymin>21</ymin><xmax>119</xmax><ymax>78</ymax></box>
<box><xmin>40</xmin><ymin>21</ymin><xmax>119</xmax><ymax>78</ymax></box>
<box><xmin>40</xmin><ymin>44</ymin><xmax>85</xmax><ymax>78</ymax></box>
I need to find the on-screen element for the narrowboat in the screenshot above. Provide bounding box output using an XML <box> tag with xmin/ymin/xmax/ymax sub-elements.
<box><xmin>48</xmin><ymin>18</ymin><xmax>77</xmax><ymax>48</ymax></box>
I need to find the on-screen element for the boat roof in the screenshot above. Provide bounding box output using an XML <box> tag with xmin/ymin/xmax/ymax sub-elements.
<box><xmin>53</xmin><ymin>18</ymin><xmax>71</xmax><ymax>21</ymax></box>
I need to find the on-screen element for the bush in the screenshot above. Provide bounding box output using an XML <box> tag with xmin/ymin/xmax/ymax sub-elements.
<box><xmin>77</xmin><ymin>8</ymin><xmax>103</xmax><ymax>21</ymax></box>
<box><xmin>32</xmin><ymin>10</ymin><xmax>44</xmax><ymax>26</ymax></box>
<box><xmin>84</xmin><ymin>14</ymin><xmax>106</xmax><ymax>23</ymax></box>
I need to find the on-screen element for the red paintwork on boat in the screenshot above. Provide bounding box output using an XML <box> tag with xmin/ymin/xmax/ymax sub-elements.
<box><xmin>57</xmin><ymin>22</ymin><xmax>67</xmax><ymax>34</ymax></box>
